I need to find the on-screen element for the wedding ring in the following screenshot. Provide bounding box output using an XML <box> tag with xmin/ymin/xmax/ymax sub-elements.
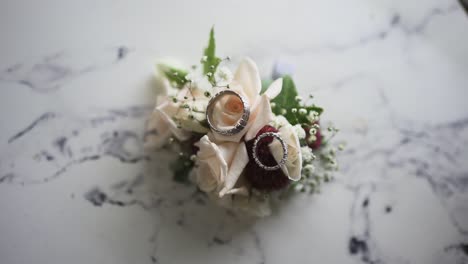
<box><xmin>206</xmin><ymin>90</ymin><xmax>250</xmax><ymax>136</ymax></box>
<box><xmin>252</xmin><ymin>132</ymin><xmax>288</xmax><ymax>171</ymax></box>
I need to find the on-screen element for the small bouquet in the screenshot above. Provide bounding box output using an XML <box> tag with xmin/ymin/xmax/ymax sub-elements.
<box><xmin>145</xmin><ymin>28</ymin><xmax>342</xmax><ymax>217</ymax></box>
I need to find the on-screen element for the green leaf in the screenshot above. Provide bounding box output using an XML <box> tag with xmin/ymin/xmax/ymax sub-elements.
<box><xmin>157</xmin><ymin>64</ymin><xmax>188</xmax><ymax>89</ymax></box>
<box><xmin>271</xmin><ymin>75</ymin><xmax>300</xmax><ymax>121</ymax></box>
<box><xmin>272</xmin><ymin>75</ymin><xmax>299</xmax><ymax>111</ymax></box>
<box><xmin>304</xmin><ymin>105</ymin><xmax>324</xmax><ymax>115</ymax></box>
<box><xmin>202</xmin><ymin>27</ymin><xmax>222</xmax><ymax>84</ymax></box>
<box><xmin>271</xmin><ymin>75</ymin><xmax>324</xmax><ymax>125</ymax></box>
<box><xmin>170</xmin><ymin>156</ymin><xmax>193</xmax><ymax>184</ymax></box>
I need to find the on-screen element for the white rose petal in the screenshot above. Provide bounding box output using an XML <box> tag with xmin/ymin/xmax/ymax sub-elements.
<box><xmin>157</xmin><ymin>101</ymin><xmax>191</xmax><ymax>141</ymax></box>
<box><xmin>195</xmin><ymin>135</ymin><xmax>249</xmax><ymax>196</ymax></box>
<box><xmin>194</xmin><ymin>136</ymin><xmax>228</xmax><ymax>192</ymax></box>
<box><xmin>145</xmin><ymin>75</ymin><xmax>191</xmax><ymax>149</ymax></box>
<box><xmin>144</xmin><ymin>110</ymin><xmax>172</xmax><ymax>149</ymax></box>
<box><xmin>269</xmin><ymin>123</ymin><xmax>303</xmax><ymax>181</ymax></box>
<box><xmin>263</xmin><ymin>78</ymin><xmax>283</xmax><ymax>99</ymax></box>
<box><xmin>244</xmin><ymin>95</ymin><xmax>274</xmax><ymax>141</ymax></box>
<box><xmin>219</xmin><ymin>141</ymin><xmax>249</xmax><ymax>197</ymax></box>
<box><xmin>233</xmin><ymin>57</ymin><xmax>261</xmax><ymax>102</ymax></box>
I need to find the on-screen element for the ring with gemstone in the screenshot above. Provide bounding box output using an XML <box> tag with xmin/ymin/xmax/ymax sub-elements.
<box><xmin>252</xmin><ymin>132</ymin><xmax>288</xmax><ymax>171</ymax></box>
<box><xmin>206</xmin><ymin>89</ymin><xmax>250</xmax><ymax>136</ymax></box>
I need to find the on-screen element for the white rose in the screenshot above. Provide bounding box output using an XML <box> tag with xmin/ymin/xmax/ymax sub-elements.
<box><xmin>210</xmin><ymin>57</ymin><xmax>283</xmax><ymax>143</ymax></box>
<box><xmin>269</xmin><ymin>122</ymin><xmax>303</xmax><ymax>181</ymax></box>
<box><xmin>194</xmin><ymin>135</ymin><xmax>249</xmax><ymax>195</ymax></box>
<box><xmin>144</xmin><ymin>72</ymin><xmax>211</xmax><ymax>149</ymax></box>
<box><xmin>144</xmin><ymin>76</ymin><xmax>191</xmax><ymax>149</ymax></box>
<box><xmin>195</xmin><ymin>134</ymin><xmax>273</xmax><ymax>216</ymax></box>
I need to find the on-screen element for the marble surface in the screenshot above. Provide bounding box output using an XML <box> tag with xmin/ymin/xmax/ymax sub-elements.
<box><xmin>1</xmin><ymin>0</ymin><xmax>468</xmax><ymax>263</ymax></box>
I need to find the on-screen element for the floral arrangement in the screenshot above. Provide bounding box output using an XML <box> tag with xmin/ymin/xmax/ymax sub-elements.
<box><xmin>145</xmin><ymin>28</ymin><xmax>342</xmax><ymax>217</ymax></box>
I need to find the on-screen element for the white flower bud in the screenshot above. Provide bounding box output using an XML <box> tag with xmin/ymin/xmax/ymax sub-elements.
<box><xmin>292</xmin><ymin>124</ymin><xmax>306</xmax><ymax>139</ymax></box>
<box><xmin>271</xmin><ymin>115</ymin><xmax>289</xmax><ymax>128</ymax></box>
<box><xmin>301</xmin><ymin>146</ymin><xmax>314</xmax><ymax>163</ymax></box>
<box><xmin>303</xmin><ymin>164</ymin><xmax>315</xmax><ymax>176</ymax></box>
<box><xmin>308</xmin><ymin>111</ymin><xmax>319</xmax><ymax>122</ymax></box>
<box><xmin>214</xmin><ymin>66</ymin><xmax>233</xmax><ymax>85</ymax></box>
<box><xmin>294</xmin><ymin>183</ymin><xmax>304</xmax><ymax>192</ymax></box>
<box><xmin>308</xmin><ymin>135</ymin><xmax>317</xmax><ymax>142</ymax></box>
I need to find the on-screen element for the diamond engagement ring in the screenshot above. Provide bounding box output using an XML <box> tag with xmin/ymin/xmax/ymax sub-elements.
<box><xmin>252</xmin><ymin>132</ymin><xmax>288</xmax><ymax>171</ymax></box>
<box><xmin>206</xmin><ymin>90</ymin><xmax>250</xmax><ymax>136</ymax></box>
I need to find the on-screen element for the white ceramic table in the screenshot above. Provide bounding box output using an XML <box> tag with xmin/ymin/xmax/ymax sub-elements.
<box><xmin>1</xmin><ymin>0</ymin><xmax>468</xmax><ymax>263</ymax></box>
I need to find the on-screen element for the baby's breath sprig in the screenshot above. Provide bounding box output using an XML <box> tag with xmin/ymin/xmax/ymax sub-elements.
<box><xmin>265</xmin><ymin>75</ymin><xmax>342</xmax><ymax>195</ymax></box>
<box><xmin>321</xmin><ymin>124</ymin><xmax>339</xmax><ymax>147</ymax></box>
<box><xmin>298</xmin><ymin>138</ymin><xmax>344</xmax><ymax>193</ymax></box>
<box><xmin>169</xmin><ymin>146</ymin><xmax>195</xmax><ymax>184</ymax></box>
<box><xmin>270</xmin><ymin>76</ymin><xmax>324</xmax><ymax>130</ymax></box>
<box><xmin>156</xmin><ymin>64</ymin><xmax>189</xmax><ymax>89</ymax></box>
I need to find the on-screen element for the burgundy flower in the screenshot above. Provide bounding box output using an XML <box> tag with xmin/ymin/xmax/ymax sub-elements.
<box><xmin>244</xmin><ymin>125</ymin><xmax>290</xmax><ymax>191</ymax></box>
